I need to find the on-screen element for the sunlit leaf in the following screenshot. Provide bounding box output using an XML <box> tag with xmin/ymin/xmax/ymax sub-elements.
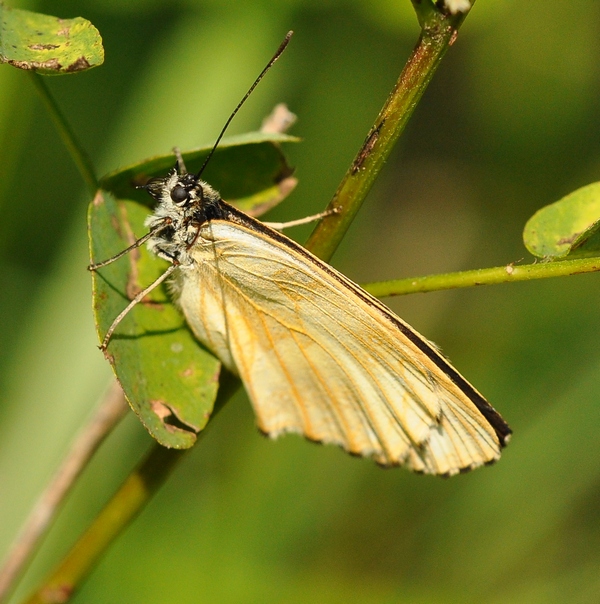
<box><xmin>0</xmin><ymin>3</ymin><xmax>103</xmax><ymax>74</ymax></box>
<box><xmin>523</xmin><ymin>181</ymin><xmax>600</xmax><ymax>259</ymax></box>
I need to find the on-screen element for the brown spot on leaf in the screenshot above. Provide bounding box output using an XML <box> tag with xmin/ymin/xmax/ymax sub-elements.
<box><xmin>56</xmin><ymin>23</ymin><xmax>70</xmax><ymax>37</ymax></box>
<box><xmin>110</xmin><ymin>214</ymin><xmax>122</xmax><ymax>238</ymax></box>
<box><xmin>7</xmin><ymin>58</ymin><xmax>61</xmax><ymax>71</ymax></box>
<box><xmin>131</xmin><ymin>173</ymin><xmax>151</xmax><ymax>188</ymax></box>
<box><xmin>92</xmin><ymin>189</ymin><xmax>104</xmax><ymax>208</ymax></box>
<box><xmin>116</xmin><ymin>203</ymin><xmax>143</xmax><ymax>300</ymax></box>
<box><xmin>66</xmin><ymin>56</ymin><xmax>91</xmax><ymax>72</ymax></box>
<box><xmin>41</xmin><ymin>584</ymin><xmax>72</xmax><ymax>603</ymax></box>
<box><xmin>557</xmin><ymin>231</ymin><xmax>583</xmax><ymax>247</ymax></box>
<box><xmin>151</xmin><ymin>399</ymin><xmax>172</xmax><ymax>421</ymax></box>
<box><xmin>28</xmin><ymin>43</ymin><xmax>60</xmax><ymax>50</ymax></box>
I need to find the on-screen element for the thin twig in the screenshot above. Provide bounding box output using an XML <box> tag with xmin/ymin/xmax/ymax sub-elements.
<box><xmin>28</xmin><ymin>73</ymin><xmax>98</xmax><ymax>195</ymax></box>
<box><xmin>362</xmin><ymin>256</ymin><xmax>600</xmax><ymax>298</ymax></box>
<box><xmin>260</xmin><ymin>103</ymin><xmax>297</xmax><ymax>134</ymax></box>
<box><xmin>21</xmin><ymin>371</ymin><xmax>239</xmax><ymax>604</ymax></box>
<box><xmin>0</xmin><ymin>382</ymin><xmax>128</xmax><ymax>604</ymax></box>
<box><xmin>22</xmin><ymin>444</ymin><xmax>187</xmax><ymax>604</ymax></box>
<box><xmin>306</xmin><ymin>4</ymin><xmax>471</xmax><ymax>262</ymax></box>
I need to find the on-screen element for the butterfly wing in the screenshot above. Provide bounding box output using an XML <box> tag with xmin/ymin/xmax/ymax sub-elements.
<box><xmin>176</xmin><ymin>214</ymin><xmax>510</xmax><ymax>475</ymax></box>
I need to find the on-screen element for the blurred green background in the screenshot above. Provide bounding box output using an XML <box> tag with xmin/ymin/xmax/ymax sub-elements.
<box><xmin>1</xmin><ymin>0</ymin><xmax>600</xmax><ymax>602</ymax></box>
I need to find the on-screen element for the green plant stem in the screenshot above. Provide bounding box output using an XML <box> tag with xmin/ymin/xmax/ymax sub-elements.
<box><xmin>0</xmin><ymin>383</ymin><xmax>128</xmax><ymax>604</ymax></box>
<box><xmin>22</xmin><ymin>445</ymin><xmax>187</xmax><ymax>604</ymax></box>
<box><xmin>306</xmin><ymin>2</ymin><xmax>471</xmax><ymax>262</ymax></box>
<box><xmin>21</xmin><ymin>373</ymin><xmax>239</xmax><ymax>604</ymax></box>
<box><xmin>28</xmin><ymin>72</ymin><xmax>98</xmax><ymax>195</ymax></box>
<box><xmin>362</xmin><ymin>256</ymin><xmax>600</xmax><ymax>298</ymax></box>
<box><xmin>412</xmin><ymin>0</ymin><xmax>441</xmax><ymax>27</ymax></box>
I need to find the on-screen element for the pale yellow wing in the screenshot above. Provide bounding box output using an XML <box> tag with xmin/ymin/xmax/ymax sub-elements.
<box><xmin>176</xmin><ymin>213</ymin><xmax>510</xmax><ymax>475</ymax></box>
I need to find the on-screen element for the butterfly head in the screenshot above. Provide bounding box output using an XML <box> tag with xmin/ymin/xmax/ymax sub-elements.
<box><xmin>142</xmin><ymin>165</ymin><xmax>226</xmax><ymax>265</ymax></box>
<box><xmin>143</xmin><ymin>165</ymin><xmax>224</xmax><ymax>232</ymax></box>
<box><xmin>144</xmin><ymin>168</ymin><xmax>218</xmax><ymax>210</ymax></box>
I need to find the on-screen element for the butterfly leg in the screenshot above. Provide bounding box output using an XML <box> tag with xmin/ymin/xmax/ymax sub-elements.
<box><xmin>100</xmin><ymin>263</ymin><xmax>178</xmax><ymax>351</ymax></box>
<box><xmin>263</xmin><ymin>206</ymin><xmax>340</xmax><ymax>231</ymax></box>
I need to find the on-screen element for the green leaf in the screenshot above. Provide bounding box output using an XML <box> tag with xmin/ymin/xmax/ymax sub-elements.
<box><xmin>89</xmin><ymin>193</ymin><xmax>219</xmax><ymax>448</ymax></box>
<box><xmin>89</xmin><ymin>137</ymin><xmax>298</xmax><ymax>448</ymax></box>
<box><xmin>100</xmin><ymin>132</ymin><xmax>299</xmax><ymax>216</ymax></box>
<box><xmin>0</xmin><ymin>3</ymin><xmax>103</xmax><ymax>75</ymax></box>
<box><xmin>523</xmin><ymin>181</ymin><xmax>600</xmax><ymax>259</ymax></box>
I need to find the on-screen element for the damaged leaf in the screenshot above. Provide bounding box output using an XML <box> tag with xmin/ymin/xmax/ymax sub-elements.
<box><xmin>0</xmin><ymin>3</ymin><xmax>103</xmax><ymax>74</ymax></box>
<box><xmin>523</xmin><ymin>181</ymin><xmax>600</xmax><ymax>259</ymax></box>
<box><xmin>89</xmin><ymin>135</ymin><xmax>298</xmax><ymax>447</ymax></box>
<box><xmin>89</xmin><ymin>192</ymin><xmax>219</xmax><ymax>448</ymax></box>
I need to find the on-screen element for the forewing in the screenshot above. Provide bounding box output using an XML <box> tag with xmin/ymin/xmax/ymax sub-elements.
<box><xmin>180</xmin><ymin>219</ymin><xmax>506</xmax><ymax>475</ymax></box>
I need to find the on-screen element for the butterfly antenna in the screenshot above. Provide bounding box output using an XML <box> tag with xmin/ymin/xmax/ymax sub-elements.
<box><xmin>196</xmin><ymin>30</ymin><xmax>293</xmax><ymax>179</ymax></box>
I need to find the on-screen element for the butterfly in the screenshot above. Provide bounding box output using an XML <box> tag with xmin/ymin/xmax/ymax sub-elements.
<box><xmin>93</xmin><ymin>32</ymin><xmax>511</xmax><ymax>476</ymax></box>
<box><xmin>93</xmin><ymin>149</ymin><xmax>510</xmax><ymax>476</ymax></box>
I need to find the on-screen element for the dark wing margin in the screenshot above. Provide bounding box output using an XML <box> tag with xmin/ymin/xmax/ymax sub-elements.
<box><xmin>222</xmin><ymin>200</ymin><xmax>512</xmax><ymax>448</ymax></box>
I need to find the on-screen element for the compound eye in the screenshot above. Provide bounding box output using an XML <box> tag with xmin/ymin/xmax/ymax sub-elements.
<box><xmin>170</xmin><ymin>185</ymin><xmax>189</xmax><ymax>205</ymax></box>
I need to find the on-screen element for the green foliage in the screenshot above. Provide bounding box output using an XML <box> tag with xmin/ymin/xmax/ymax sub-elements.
<box><xmin>99</xmin><ymin>132</ymin><xmax>298</xmax><ymax>207</ymax></box>
<box><xmin>0</xmin><ymin>3</ymin><xmax>103</xmax><ymax>74</ymax></box>
<box><xmin>523</xmin><ymin>181</ymin><xmax>600</xmax><ymax>259</ymax></box>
